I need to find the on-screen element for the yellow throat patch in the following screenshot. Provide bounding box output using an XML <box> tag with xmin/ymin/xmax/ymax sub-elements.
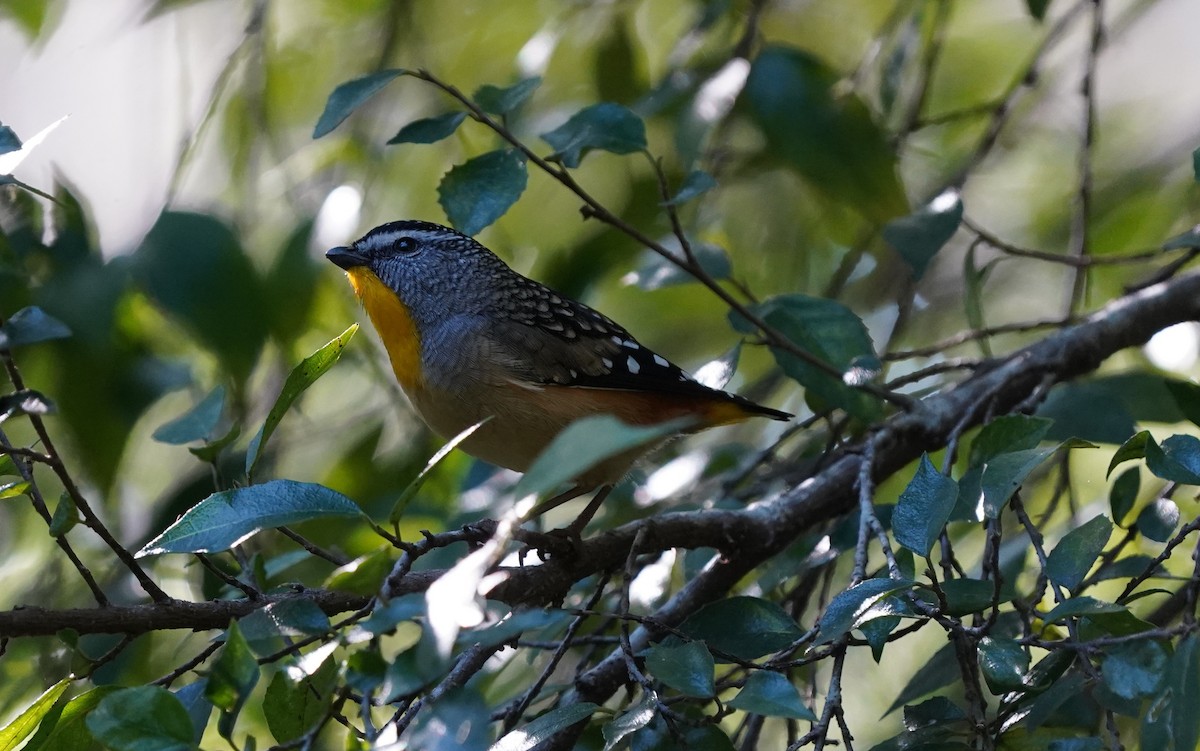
<box><xmin>344</xmin><ymin>268</ymin><xmax>423</xmax><ymax>391</ymax></box>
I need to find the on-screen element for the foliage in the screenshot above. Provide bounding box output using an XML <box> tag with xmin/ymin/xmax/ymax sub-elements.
<box><xmin>2</xmin><ymin>1</ymin><xmax>1200</xmax><ymax>750</ymax></box>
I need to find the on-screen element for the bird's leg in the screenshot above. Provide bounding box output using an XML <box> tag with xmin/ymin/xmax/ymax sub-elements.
<box><xmin>520</xmin><ymin>484</ymin><xmax>614</xmax><ymax>559</ymax></box>
<box><xmin>526</xmin><ymin>483</ymin><xmax>591</xmax><ymax>519</ymax></box>
<box><xmin>560</xmin><ymin>484</ymin><xmax>613</xmax><ymax>538</ymax></box>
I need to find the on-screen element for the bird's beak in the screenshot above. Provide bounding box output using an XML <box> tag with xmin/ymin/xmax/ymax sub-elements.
<box><xmin>326</xmin><ymin>246</ymin><xmax>369</xmax><ymax>270</ymax></box>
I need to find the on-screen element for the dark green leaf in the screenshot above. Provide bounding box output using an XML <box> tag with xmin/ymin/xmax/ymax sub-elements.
<box><xmin>663</xmin><ymin>170</ymin><xmax>717</xmax><ymax>206</ymax></box>
<box><xmin>818</xmin><ymin>578</ymin><xmax>915</xmax><ymax>644</ymax></box>
<box><xmin>727</xmin><ymin>672</ymin><xmax>816</xmax><ymax>720</ymax></box>
<box><xmin>1109</xmin><ymin>467</ymin><xmax>1140</xmax><ymax>525</ymax></box>
<box><xmin>2</xmin><ymin>306</ymin><xmax>71</xmax><ymax>348</ymax></box>
<box><xmin>263</xmin><ymin>656</ymin><xmax>337</xmax><ymax>743</ymax></box>
<box><xmin>1027</xmin><ymin>0</ymin><xmax>1053</xmax><ymax>21</ymax></box>
<box><xmin>1193</xmin><ymin>148</ymin><xmax>1200</xmax><ymax>183</ymax></box>
<box><xmin>188</xmin><ymin>423</ymin><xmax>241</xmax><ymax>463</ymax></box>
<box><xmin>459</xmin><ymin>607</ymin><xmax>569</xmax><ymax>650</ymax></box>
<box><xmin>48</xmin><ymin>493</ymin><xmax>78</xmax><ymax>536</ymax></box>
<box><xmin>324</xmin><ymin>548</ymin><xmax>396</xmax><ymax>596</ymax></box>
<box><xmin>1045</xmin><ymin>515</ymin><xmax>1112</xmax><ymax>591</ymax></box>
<box><xmin>744</xmin><ymin>46</ymin><xmax>907</xmax><ymax>222</ymax></box>
<box><xmin>381</xmin><ymin>646</ymin><xmax>436</xmax><ymax>702</ymax></box>
<box><xmin>206</xmin><ymin>622</ymin><xmax>258</xmax><ymax>723</ymax></box>
<box><xmin>903</xmin><ymin>696</ymin><xmax>966</xmax><ymax>729</ymax></box>
<box><xmin>978</xmin><ymin>637</ymin><xmax>1029</xmax><ymax>694</ymax></box>
<box><xmin>1165</xmin><ymin>379</ymin><xmax>1200</xmax><ymax>427</ymax></box>
<box><xmin>346</xmin><ymin>648</ymin><xmax>388</xmax><ymax>694</ymax></box>
<box><xmin>387</xmin><ymin>111</ymin><xmax>468</xmax><ymax>145</ymax></box>
<box><xmin>733</xmin><ymin>294</ymin><xmax>881</xmax><ymax>421</ymax></box>
<box><xmin>1039</xmin><ymin>381</ymin><xmax>1136</xmax><ymax>445</ymax></box>
<box><xmin>85</xmin><ymin>686</ymin><xmax>194</xmax><ymax>751</ymax></box>
<box><xmin>1141</xmin><ymin>633</ymin><xmax>1200</xmax><ymax>749</ymax></box>
<box><xmin>884</xmin><ymin>642</ymin><xmax>959</xmax><ymax>716</ymax></box>
<box><xmin>137</xmin><ymin>480</ymin><xmax>363</xmax><ymax>555</ymax></box>
<box><xmin>602</xmin><ymin>691</ymin><xmax>656</xmax><ymax>751</ymax></box>
<box><xmin>313</xmin><ymin>69</ymin><xmax>405</xmax><ymax>138</ymax></box>
<box><xmin>893</xmin><ymin>454</ymin><xmax>959</xmax><ymax>556</ymax></box>
<box><xmin>1108</xmin><ymin>431</ymin><xmax>1150</xmax><ymax>477</ymax></box>
<box><xmin>474</xmin><ymin>78</ymin><xmax>541</xmax><ymax>115</ymax></box>
<box><xmin>979</xmin><ymin>446</ymin><xmax>1056</xmax><ymax>518</ymax></box>
<box><xmin>246</xmin><ymin>323</ymin><xmax>358</xmax><ymax>479</ymax></box>
<box><xmin>411</xmin><ymin>688</ymin><xmax>491</xmax><ymax>751</ymax></box>
<box><xmin>1102</xmin><ymin>639</ymin><xmax>1167</xmax><ymax>700</ymax></box>
<box><xmin>0</xmin><ymin>678</ymin><xmax>70</xmax><ymax>751</ymax></box>
<box><xmin>882</xmin><ymin>191</ymin><xmax>963</xmax><ymax>280</ymax></box>
<box><xmin>1042</xmin><ymin>596</ymin><xmax>1126</xmax><ymax>624</ymax></box>
<box><xmin>681</xmin><ymin>596</ymin><xmax>804</xmax><ymax>659</ymax></box>
<box><xmin>1146</xmin><ymin>434</ymin><xmax>1200</xmax><ymax>484</ymax></box>
<box><xmin>153</xmin><ymin>387</ymin><xmax>225</xmax><ymax>445</ymax></box>
<box><xmin>969</xmin><ymin>415</ymin><xmax>1054</xmax><ymax>466</ymax></box>
<box><xmin>515</xmin><ymin>415</ymin><xmax>687</xmax><ymax>499</ymax></box>
<box><xmin>541</xmin><ymin>103</ymin><xmax>647</xmax><ymax>168</ymax></box>
<box><xmin>438</xmin><ymin>148</ymin><xmax>528</xmax><ymax>236</ymax></box>
<box><xmin>491</xmin><ymin>703</ymin><xmax>599</xmax><ymax>751</ymax></box>
<box><xmin>935</xmin><ymin>578</ymin><xmax>1013</xmax><ymax>617</ymax></box>
<box><xmin>171</xmin><ymin>681</ymin><xmax>211</xmax><ymax>743</ymax></box>
<box><xmin>1136</xmin><ymin>499</ymin><xmax>1179</xmax><ymax>543</ymax></box>
<box><xmin>239</xmin><ymin>599</ymin><xmax>331</xmax><ymax>653</ymax></box>
<box><xmin>644</xmin><ymin>641</ymin><xmax>715</xmax><ymax>698</ymax></box>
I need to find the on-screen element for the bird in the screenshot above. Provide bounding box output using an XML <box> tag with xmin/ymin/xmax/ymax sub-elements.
<box><xmin>327</xmin><ymin>220</ymin><xmax>791</xmax><ymax>535</ymax></box>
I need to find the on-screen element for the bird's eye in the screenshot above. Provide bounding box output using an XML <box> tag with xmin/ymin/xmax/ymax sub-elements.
<box><xmin>395</xmin><ymin>237</ymin><xmax>418</xmax><ymax>253</ymax></box>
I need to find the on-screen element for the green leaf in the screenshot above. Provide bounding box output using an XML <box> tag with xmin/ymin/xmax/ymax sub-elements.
<box><xmin>1146</xmin><ymin>434</ymin><xmax>1200</xmax><ymax>484</ymax></box>
<box><xmin>0</xmin><ymin>480</ymin><xmax>30</xmax><ymax>501</ymax></box>
<box><xmin>904</xmin><ymin>696</ymin><xmax>967</xmax><ymax>728</ymax></box>
<box><xmin>540</xmin><ymin>102</ymin><xmax>647</xmax><ymax>168</ymax></box>
<box><xmin>969</xmin><ymin>415</ymin><xmax>1053</xmax><ymax>466</ymax></box>
<box><xmin>893</xmin><ymin>454</ymin><xmax>959</xmax><ymax>556</ymax></box>
<box><xmin>474</xmin><ymin>77</ymin><xmax>541</xmax><ymax>115</ymax></box>
<box><xmin>601</xmin><ymin>691</ymin><xmax>655</xmax><ymax>751</ymax></box>
<box><xmin>1102</xmin><ymin>639</ymin><xmax>1167</xmax><ymax>700</ymax></box>
<box><xmin>734</xmin><ymin>294</ymin><xmax>881</xmax><ymax>421</ymax></box>
<box><xmin>206</xmin><ymin>623</ymin><xmax>259</xmax><ymax>716</ymax></box>
<box><xmin>979</xmin><ymin>446</ymin><xmax>1058</xmax><ymax>518</ymax></box>
<box><xmin>1</xmin><ymin>306</ymin><xmax>71</xmax><ymax>348</ymax></box>
<box><xmin>21</xmin><ymin>685</ymin><xmax>123</xmax><ymax>751</ymax></box>
<box><xmin>818</xmin><ymin>578</ymin><xmax>915</xmax><ymax>644</ymax></box>
<box><xmin>0</xmin><ymin>678</ymin><xmax>70</xmax><ymax>751</ymax></box>
<box><xmin>489</xmin><ymin>703</ymin><xmax>599</xmax><ymax>751</ymax></box>
<box><xmin>1141</xmin><ymin>633</ymin><xmax>1200</xmax><ymax>750</ymax></box>
<box><xmin>1042</xmin><ymin>596</ymin><xmax>1126</xmax><ymax>625</ymax></box>
<box><xmin>935</xmin><ymin>578</ymin><xmax>1014</xmax><ymax>617</ymax></box>
<box><xmin>1045</xmin><ymin>515</ymin><xmax>1112</xmax><ymax>591</ymax></box>
<box><xmin>387</xmin><ymin>111</ymin><xmax>468</xmax><ymax>145</ymax></box>
<box><xmin>1164</xmin><ymin>226</ymin><xmax>1200</xmax><ymax>250</ymax></box>
<box><xmin>744</xmin><ymin>45</ymin><xmax>908</xmax><ymax>222</ymax></box>
<box><xmin>85</xmin><ymin>686</ymin><xmax>195</xmax><ymax>751</ymax></box>
<box><xmin>644</xmin><ymin>641</ymin><xmax>715</xmax><ymax>698</ymax></box>
<box><xmin>171</xmin><ymin>681</ymin><xmax>211</xmax><ymax>743</ymax></box>
<box><xmin>238</xmin><ymin>599</ymin><xmax>331</xmax><ymax>653</ymax></box>
<box><xmin>438</xmin><ymin>148</ymin><xmax>528</xmax><ymax>236</ymax></box>
<box><xmin>681</xmin><ymin>596</ymin><xmax>805</xmax><ymax>659</ymax></box>
<box><xmin>153</xmin><ymin>387</ymin><xmax>225</xmax><ymax>445</ymax></box>
<box><xmin>1027</xmin><ymin>0</ymin><xmax>1053</xmax><ymax>21</ymax></box>
<box><xmin>1136</xmin><ymin>499</ymin><xmax>1179</xmax><ymax>543</ymax></box>
<box><xmin>514</xmin><ymin>414</ymin><xmax>686</xmax><ymax>499</ymax></box>
<box><xmin>663</xmin><ymin>170</ymin><xmax>717</xmax><ymax>206</ymax></box>
<box><xmin>137</xmin><ymin>479</ymin><xmax>363</xmax><ymax>555</ymax></box>
<box><xmin>727</xmin><ymin>672</ymin><xmax>817</xmax><ymax>720</ymax></box>
<box><xmin>459</xmin><ymin>606</ymin><xmax>570</xmax><ymax>650</ymax></box>
<box><xmin>1193</xmin><ymin>147</ymin><xmax>1200</xmax><ymax>183</ymax></box>
<box><xmin>263</xmin><ymin>656</ymin><xmax>337</xmax><ymax>743</ymax></box>
<box><xmin>391</xmin><ymin>418</ymin><xmax>490</xmax><ymax>524</ymax></box>
<box><xmin>324</xmin><ymin>548</ymin><xmax>396</xmax><ymax>596</ymax></box>
<box><xmin>1108</xmin><ymin>431</ymin><xmax>1151</xmax><ymax>477</ymax></box>
<box><xmin>246</xmin><ymin>324</ymin><xmax>358</xmax><ymax>479</ymax></box>
<box><xmin>977</xmin><ymin>637</ymin><xmax>1029</xmax><ymax>694</ymax></box>
<box><xmin>47</xmin><ymin>492</ymin><xmax>78</xmax><ymax>536</ymax></box>
<box><xmin>882</xmin><ymin>191</ymin><xmax>963</xmax><ymax>280</ymax></box>
<box><xmin>313</xmin><ymin>69</ymin><xmax>405</xmax><ymax>138</ymax></box>
<box><xmin>1165</xmin><ymin>379</ymin><xmax>1200</xmax><ymax>427</ymax></box>
<box><xmin>1109</xmin><ymin>467</ymin><xmax>1140</xmax><ymax>525</ymax></box>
